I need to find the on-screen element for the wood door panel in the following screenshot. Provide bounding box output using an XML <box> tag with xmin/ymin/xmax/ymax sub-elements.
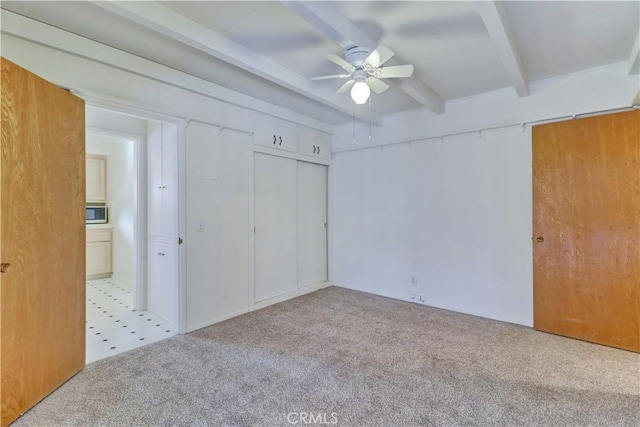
<box><xmin>533</xmin><ymin>110</ymin><xmax>640</xmax><ymax>352</ymax></box>
<box><xmin>1</xmin><ymin>58</ymin><xmax>85</xmax><ymax>425</ymax></box>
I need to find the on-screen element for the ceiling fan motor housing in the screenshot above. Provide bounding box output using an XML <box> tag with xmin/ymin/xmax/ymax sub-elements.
<box><xmin>345</xmin><ymin>45</ymin><xmax>373</xmax><ymax>67</ymax></box>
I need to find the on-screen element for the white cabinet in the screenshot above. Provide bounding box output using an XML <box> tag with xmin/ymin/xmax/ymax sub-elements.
<box><xmin>297</xmin><ymin>161</ymin><xmax>328</xmax><ymax>287</ymax></box>
<box><xmin>86</xmin><ymin>228</ymin><xmax>112</xmax><ymax>279</ymax></box>
<box><xmin>252</xmin><ymin>112</ymin><xmax>298</xmax><ymax>153</ymax></box>
<box><xmin>298</xmin><ymin>127</ymin><xmax>332</xmax><ymax>160</ymax></box>
<box><xmin>86</xmin><ymin>154</ymin><xmax>107</xmax><ymax>203</ymax></box>
<box><xmin>147</xmin><ymin>238</ymin><xmax>178</xmax><ymax>324</ymax></box>
<box><xmin>147</xmin><ymin>122</ymin><xmax>178</xmax><ymax>239</ymax></box>
<box><xmin>146</xmin><ymin>122</ymin><xmax>179</xmax><ymax>327</ymax></box>
<box><xmin>253</xmin><ymin>153</ymin><xmax>298</xmax><ymax>302</ymax></box>
<box><xmin>253</xmin><ymin>153</ymin><xmax>328</xmax><ymax>304</ymax></box>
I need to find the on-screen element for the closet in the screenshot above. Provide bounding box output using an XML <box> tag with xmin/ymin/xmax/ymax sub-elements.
<box><xmin>252</xmin><ymin>115</ymin><xmax>330</xmax><ymax>305</ymax></box>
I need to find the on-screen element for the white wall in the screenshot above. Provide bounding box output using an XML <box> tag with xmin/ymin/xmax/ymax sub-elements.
<box><xmin>332</xmin><ymin>127</ymin><xmax>532</xmax><ymax>325</ymax></box>
<box><xmin>185</xmin><ymin>123</ymin><xmax>251</xmax><ymax>330</ymax></box>
<box><xmin>86</xmin><ymin>134</ymin><xmax>137</xmax><ymax>289</ymax></box>
<box><xmin>331</xmin><ymin>61</ymin><xmax>638</xmax><ymax>327</ymax></box>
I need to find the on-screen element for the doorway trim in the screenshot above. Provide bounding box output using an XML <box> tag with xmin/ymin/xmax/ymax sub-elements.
<box><xmin>81</xmin><ymin>93</ymin><xmax>187</xmax><ymax>335</ymax></box>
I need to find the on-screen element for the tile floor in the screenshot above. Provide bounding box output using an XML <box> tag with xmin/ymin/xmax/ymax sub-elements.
<box><xmin>86</xmin><ymin>279</ymin><xmax>176</xmax><ymax>363</ymax></box>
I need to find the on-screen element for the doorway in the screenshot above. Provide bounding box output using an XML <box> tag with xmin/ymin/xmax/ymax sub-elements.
<box><xmin>84</xmin><ymin>106</ymin><xmax>181</xmax><ymax>362</ymax></box>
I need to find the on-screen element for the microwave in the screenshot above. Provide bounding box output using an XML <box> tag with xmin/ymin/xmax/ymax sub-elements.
<box><xmin>86</xmin><ymin>205</ymin><xmax>108</xmax><ymax>224</ymax></box>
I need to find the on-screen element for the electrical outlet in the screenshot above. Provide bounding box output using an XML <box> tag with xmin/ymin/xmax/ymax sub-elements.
<box><xmin>411</xmin><ymin>277</ymin><xmax>417</xmax><ymax>286</ymax></box>
<box><xmin>409</xmin><ymin>293</ymin><xmax>415</xmax><ymax>300</ymax></box>
<box><xmin>196</xmin><ymin>222</ymin><xmax>205</xmax><ymax>232</ymax></box>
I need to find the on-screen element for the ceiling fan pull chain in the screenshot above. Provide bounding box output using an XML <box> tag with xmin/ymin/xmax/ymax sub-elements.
<box><xmin>352</xmin><ymin>103</ymin><xmax>356</xmax><ymax>144</ymax></box>
<box><xmin>369</xmin><ymin>96</ymin><xmax>372</xmax><ymax>141</ymax></box>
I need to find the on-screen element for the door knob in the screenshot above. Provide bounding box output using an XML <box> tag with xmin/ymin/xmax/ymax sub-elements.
<box><xmin>0</xmin><ymin>263</ymin><xmax>11</xmax><ymax>273</ymax></box>
<box><xmin>536</xmin><ymin>236</ymin><xmax>544</xmax><ymax>243</ymax></box>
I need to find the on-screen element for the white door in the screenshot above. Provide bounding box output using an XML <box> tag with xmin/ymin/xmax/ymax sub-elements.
<box><xmin>297</xmin><ymin>161</ymin><xmax>328</xmax><ymax>288</ymax></box>
<box><xmin>254</xmin><ymin>153</ymin><xmax>298</xmax><ymax>302</ymax></box>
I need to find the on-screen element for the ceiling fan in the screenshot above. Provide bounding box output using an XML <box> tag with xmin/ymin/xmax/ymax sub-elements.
<box><xmin>311</xmin><ymin>45</ymin><xmax>414</xmax><ymax>104</ymax></box>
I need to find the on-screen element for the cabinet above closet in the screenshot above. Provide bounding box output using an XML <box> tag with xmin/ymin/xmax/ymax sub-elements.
<box><xmin>251</xmin><ymin>112</ymin><xmax>332</xmax><ymax>161</ymax></box>
<box><xmin>252</xmin><ymin>113</ymin><xmax>298</xmax><ymax>153</ymax></box>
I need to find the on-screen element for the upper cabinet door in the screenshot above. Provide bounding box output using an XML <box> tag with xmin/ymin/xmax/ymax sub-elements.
<box><xmin>86</xmin><ymin>154</ymin><xmax>107</xmax><ymax>202</ymax></box>
<box><xmin>251</xmin><ymin>112</ymin><xmax>298</xmax><ymax>153</ymax></box>
<box><xmin>147</xmin><ymin>122</ymin><xmax>179</xmax><ymax>239</ymax></box>
<box><xmin>298</xmin><ymin>127</ymin><xmax>332</xmax><ymax>160</ymax></box>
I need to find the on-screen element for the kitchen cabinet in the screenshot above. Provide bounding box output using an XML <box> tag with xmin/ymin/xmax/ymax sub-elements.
<box><xmin>86</xmin><ymin>227</ymin><xmax>112</xmax><ymax>279</ymax></box>
<box><xmin>298</xmin><ymin>127</ymin><xmax>332</xmax><ymax>160</ymax></box>
<box><xmin>86</xmin><ymin>153</ymin><xmax>107</xmax><ymax>203</ymax></box>
<box><xmin>252</xmin><ymin>112</ymin><xmax>298</xmax><ymax>153</ymax></box>
<box><xmin>253</xmin><ymin>153</ymin><xmax>328</xmax><ymax>304</ymax></box>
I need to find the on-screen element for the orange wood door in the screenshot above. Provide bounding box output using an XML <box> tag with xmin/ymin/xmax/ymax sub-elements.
<box><xmin>533</xmin><ymin>110</ymin><xmax>640</xmax><ymax>352</ymax></box>
<box><xmin>1</xmin><ymin>58</ymin><xmax>86</xmax><ymax>426</ymax></box>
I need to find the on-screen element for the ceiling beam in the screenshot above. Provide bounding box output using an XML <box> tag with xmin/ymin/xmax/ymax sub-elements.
<box><xmin>476</xmin><ymin>1</ymin><xmax>529</xmax><ymax>97</ymax></box>
<box><xmin>282</xmin><ymin>0</ymin><xmax>445</xmax><ymax>114</ymax></box>
<box><xmin>628</xmin><ymin>31</ymin><xmax>639</xmax><ymax>75</ymax></box>
<box><xmin>91</xmin><ymin>1</ymin><xmax>382</xmax><ymax>125</ymax></box>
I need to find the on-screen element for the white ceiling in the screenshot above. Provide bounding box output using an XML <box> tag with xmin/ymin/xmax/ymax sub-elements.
<box><xmin>2</xmin><ymin>1</ymin><xmax>638</xmax><ymax>125</ymax></box>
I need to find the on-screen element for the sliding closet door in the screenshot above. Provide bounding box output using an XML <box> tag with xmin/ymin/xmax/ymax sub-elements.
<box><xmin>254</xmin><ymin>153</ymin><xmax>298</xmax><ymax>302</ymax></box>
<box><xmin>298</xmin><ymin>161</ymin><xmax>328</xmax><ymax>288</ymax></box>
<box><xmin>533</xmin><ymin>110</ymin><xmax>640</xmax><ymax>352</ymax></box>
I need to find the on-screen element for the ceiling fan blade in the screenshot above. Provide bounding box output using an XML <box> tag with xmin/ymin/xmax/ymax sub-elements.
<box><xmin>336</xmin><ymin>79</ymin><xmax>355</xmax><ymax>94</ymax></box>
<box><xmin>367</xmin><ymin>77</ymin><xmax>390</xmax><ymax>94</ymax></box>
<box><xmin>326</xmin><ymin>53</ymin><xmax>355</xmax><ymax>72</ymax></box>
<box><xmin>311</xmin><ymin>73</ymin><xmax>352</xmax><ymax>81</ymax></box>
<box><xmin>378</xmin><ymin>64</ymin><xmax>414</xmax><ymax>79</ymax></box>
<box><xmin>365</xmin><ymin>45</ymin><xmax>395</xmax><ymax>67</ymax></box>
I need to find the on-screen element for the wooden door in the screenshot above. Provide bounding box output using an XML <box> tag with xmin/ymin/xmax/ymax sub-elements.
<box><xmin>254</xmin><ymin>153</ymin><xmax>298</xmax><ymax>302</ymax></box>
<box><xmin>533</xmin><ymin>110</ymin><xmax>640</xmax><ymax>352</ymax></box>
<box><xmin>297</xmin><ymin>161</ymin><xmax>328</xmax><ymax>288</ymax></box>
<box><xmin>1</xmin><ymin>58</ymin><xmax>86</xmax><ymax>425</ymax></box>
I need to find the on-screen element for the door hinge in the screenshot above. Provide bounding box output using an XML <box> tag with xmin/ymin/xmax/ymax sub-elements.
<box><xmin>178</xmin><ymin>237</ymin><xmax>183</xmax><ymax>245</ymax></box>
<box><xmin>253</xmin><ymin>226</ymin><xmax>256</xmax><ymax>234</ymax></box>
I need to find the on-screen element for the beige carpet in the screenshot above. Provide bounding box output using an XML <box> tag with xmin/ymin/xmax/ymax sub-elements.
<box><xmin>15</xmin><ymin>287</ymin><xmax>640</xmax><ymax>426</ymax></box>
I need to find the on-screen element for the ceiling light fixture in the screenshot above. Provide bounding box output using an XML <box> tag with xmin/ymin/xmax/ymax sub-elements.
<box><xmin>350</xmin><ymin>69</ymin><xmax>370</xmax><ymax>104</ymax></box>
<box><xmin>350</xmin><ymin>80</ymin><xmax>370</xmax><ymax>104</ymax></box>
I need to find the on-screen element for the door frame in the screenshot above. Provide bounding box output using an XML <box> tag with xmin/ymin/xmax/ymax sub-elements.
<box><xmin>81</xmin><ymin>95</ymin><xmax>187</xmax><ymax>334</ymax></box>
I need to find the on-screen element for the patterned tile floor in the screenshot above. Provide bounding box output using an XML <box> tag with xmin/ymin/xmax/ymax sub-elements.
<box><xmin>86</xmin><ymin>279</ymin><xmax>176</xmax><ymax>363</ymax></box>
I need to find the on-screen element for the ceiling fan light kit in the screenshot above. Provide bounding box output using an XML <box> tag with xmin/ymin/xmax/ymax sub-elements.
<box><xmin>351</xmin><ymin>80</ymin><xmax>371</xmax><ymax>104</ymax></box>
<box><xmin>312</xmin><ymin>44</ymin><xmax>414</xmax><ymax>104</ymax></box>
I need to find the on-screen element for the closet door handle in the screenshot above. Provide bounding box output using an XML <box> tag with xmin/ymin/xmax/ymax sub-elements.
<box><xmin>278</xmin><ymin>136</ymin><xmax>283</xmax><ymax>146</ymax></box>
<box><xmin>273</xmin><ymin>135</ymin><xmax>277</xmax><ymax>145</ymax></box>
<box><xmin>317</xmin><ymin>146</ymin><xmax>321</xmax><ymax>154</ymax></box>
<box><xmin>313</xmin><ymin>145</ymin><xmax>317</xmax><ymax>154</ymax></box>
